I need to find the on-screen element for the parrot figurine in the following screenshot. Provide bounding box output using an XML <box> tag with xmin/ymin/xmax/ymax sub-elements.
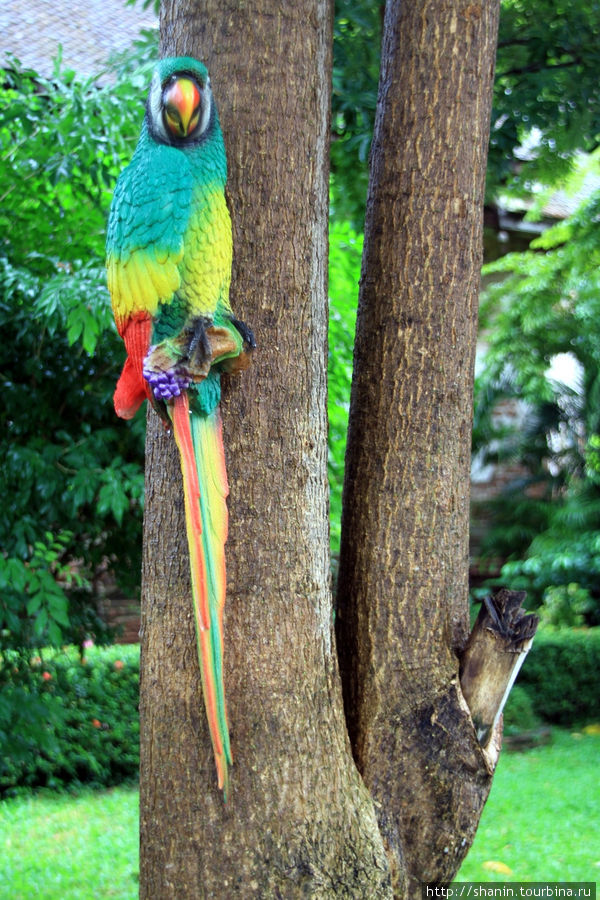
<box><xmin>106</xmin><ymin>56</ymin><xmax>254</xmax><ymax>795</ymax></box>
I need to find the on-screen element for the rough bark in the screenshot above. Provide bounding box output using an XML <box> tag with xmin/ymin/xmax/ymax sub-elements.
<box><xmin>335</xmin><ymin>0</ymin><xmax>501</xmax><ymax>894</ymax></box>
<box><xmin>139</xmin><ymin>3</ymin><xmax>391</xmax><ymax>898</ymax></box>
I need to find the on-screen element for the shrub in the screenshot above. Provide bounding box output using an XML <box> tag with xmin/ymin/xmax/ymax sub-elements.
<box><xmin>473</xmin><ymin>186</ymin><xmax>600</xmax><ymax>626</ymax></box>
<box><xmin>0</xmin><ymin>645</ymin><xmax>139</xmax><ymax>796</ymax></box>
<box><xmin>503</xmin><ymin>684</ymin><xmax>541</xmax><ymax>734</ymax></box>
<box><xmin>516</xmin><ymin>627</ymin><xmax>600</xmax><ymax>726</ymax></box>
<box><xmin>538</xmin><ymin>583</ymin><xmax>595</xmax><ymax>628</ymax></box>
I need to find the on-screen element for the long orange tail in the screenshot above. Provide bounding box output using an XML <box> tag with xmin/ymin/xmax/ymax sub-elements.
<box><xmin>170</xmin><ymin>392</ymin><xmax>232</xmax><ymax>795</ymax></box>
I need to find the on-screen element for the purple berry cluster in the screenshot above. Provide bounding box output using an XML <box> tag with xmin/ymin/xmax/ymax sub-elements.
<box><xmin>143</xmin><ymin>349</ymin><xmax>192</xmax><ymax>402</ymax></box>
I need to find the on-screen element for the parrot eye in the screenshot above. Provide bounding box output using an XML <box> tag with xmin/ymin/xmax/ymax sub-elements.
<box><xmin>162</xmin><ymin>75</ymin><xmax>204</xmax><ymax>140</ymax></box>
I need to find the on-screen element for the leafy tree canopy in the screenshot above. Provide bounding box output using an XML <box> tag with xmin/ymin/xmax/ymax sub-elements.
<box><xmin>0</xmin><ymin>48</ymin><xmax>154</xmax><ymax>651</ymax></box>
<box><xmin>490</xmin><ymin>0</ymin><xmax>600</xmax><ymax>194</ymax></box>
<box><xmin>331</xmin><ymin>0</ymin><xmax>600</xmax><ymax>221</ymax></box>
<box><xmin>474</xmin><ymin>154</ymin><xmax>600</xmax><ymax>623</ymax></box>
<box><xmin>331</xmin><ymin>0</ymin><xmax>382</xmax><ymax>225</ymax></box>
<box><xmin>330</xmin><ymin>0</ymin><xmax>600</xmax><ymax>625</ymax></box>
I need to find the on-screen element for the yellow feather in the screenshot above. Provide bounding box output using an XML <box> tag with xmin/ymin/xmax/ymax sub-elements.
<box><xmin>107</xmin><ymin>244</ymin><xmax>183</xmax><ymax>324</ymax></box>
<box><xmin>181</xmin><ymin>186</ymin><xmax>233</xmax><ymax>318</ymax></box>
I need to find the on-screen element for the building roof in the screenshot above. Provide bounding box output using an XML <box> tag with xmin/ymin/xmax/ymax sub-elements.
<box><xmin>0</xmin><ymin>0</ymin><xmax>157</xmax><ymax>81</ymax></box>
<box><xmin>539</xmin><ymin>172</ymin><xmax>600</xmax><ymax>220</ymax></box>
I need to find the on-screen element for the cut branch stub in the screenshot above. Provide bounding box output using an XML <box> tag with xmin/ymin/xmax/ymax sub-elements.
<box><xmin>460</xmin><ymin>589</ymin><xmax>539</xmax><ymax>749</ymax></box>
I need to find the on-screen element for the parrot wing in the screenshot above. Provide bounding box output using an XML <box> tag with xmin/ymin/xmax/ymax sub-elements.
<box><xmin>106</xmin><ymin>144</ymin><xmax>194</xmax><ymax>417</ymax></box>
<box><xmin>106</xmin><ymin>143</ymin><xmax>194</xmax><ymax>332</ymax></box>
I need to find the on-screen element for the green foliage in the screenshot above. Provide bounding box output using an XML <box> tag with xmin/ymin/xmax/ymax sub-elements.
<box><xmin>479</xmin><ymin>166</ymin><xmax>600</xmax><ymax>402</ymax></box>
<box><xmin>331</xmin><ymin>0</ymin><xmax>382</xmax><ymax>225</ymax></box>
<box><xmin>328</xmin><ymin>222</ymin><xmax>363</xmax><ymax>556</ymax></box>
<box><xmin>329</xmin><ymin>2</ymin><xmax>600</xmax><ymax>598</ymax></box>
<box><xmin>538</xmin><ymin>583</ymin><xmax>595</xmax><ymax>628</ymax></box>
<box><xmin>517</xmin><ymin>627</ymin><xmax>600</xmax><ymax>725</ymax></box>
<box><xmin>474</xmin><ymin>175</ymin><xmax>600</xmax><ymax>620</ymax></box>
<box><xmin>0</xmin><ymin>532</ymin><xmax>80</xmax><ymax>649</ymax></box>
<box><xmin>330</xmin><ymin>1</ymin><xmax>600</xmax><ymax>219</ymax></box>
<box><xmin>502</xmin><ymin>684</ymin><xmax>541</xmax><ymax>734</ymax></box>
<box><xmin>126</xmin><ymin>0</ymin><xmax>159</xmax><ymax>13</ymax></box>
<box><xmin>0</xmin><ymin>55</ymin><xmax>149</xmax><ymax>267</ymax></box>
<box><xmin>0</xmin><ymin>645</ymin><xmax>140</xmax><ymax>796</ymax></box>
<box><xmin>0</xmin><ymin>55</ymin><xmax>149</xmax><ymax>653</ymax></box>
<box><xmin>491</xmin><ymin>0</ymin><xmax>600</xmax><ymax>194</ymax></box>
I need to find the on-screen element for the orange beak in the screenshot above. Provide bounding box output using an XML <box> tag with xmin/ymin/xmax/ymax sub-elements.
<box><xmin>163</xmin><ymin>77</ymin><xmax>202</xmax><ymax>138</ymax></box>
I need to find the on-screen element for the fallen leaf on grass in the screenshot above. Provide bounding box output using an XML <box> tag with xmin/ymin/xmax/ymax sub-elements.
<box><xmin>482</xmin><ymin>860</ymin><xmax>513</xmax><ymax>875</ymax></box>
<box><xmin>583</xmin><ymin>723</ymin><xmax>600</xmax><ymax>735</ymax></box>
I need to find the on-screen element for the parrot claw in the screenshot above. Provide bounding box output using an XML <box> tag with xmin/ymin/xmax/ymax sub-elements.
<box><xmin>143</xmin><ymin>316</ymin><xmax>255</xmax><ymax>407</ymax></box>
<box><xmin>186</xmin><ymin>317</ymin><xmax>255</xmax><ymax>379</ymax></box>
<box><xmin>186</xmin><ymin>317</ymin><xmax>213</xmax><ymax>372</ymax></box>
<box><xmin>230</xmin><ymin>317</ymin><xmax>256</xmax><ymax>352</ymax></box>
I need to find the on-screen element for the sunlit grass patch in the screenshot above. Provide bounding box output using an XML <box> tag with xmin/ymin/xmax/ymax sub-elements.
<box><xmin>457</xmin><ymin>729</ymin><xmax>600</xmax><ymax>881</ymax></box>
<box><xmin>0</xmin><ymin>786</ymin><xmax>138</xmax><ymax>900</ymax></box>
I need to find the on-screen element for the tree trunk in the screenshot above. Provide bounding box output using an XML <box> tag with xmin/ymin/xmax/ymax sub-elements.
<box><xmin>335</xmin><ymin>0</ymin><xmax>501</xmax><ymax>894</ymax></box>
<box><xmin>140</xmin><ymin>0</ymin><xmax>505</xmax><ymax>896</ymax></box>
<box><xmin>139</xmin><ymin>2</ymin><xmax>391</xmax><ymax>897</ymax></box>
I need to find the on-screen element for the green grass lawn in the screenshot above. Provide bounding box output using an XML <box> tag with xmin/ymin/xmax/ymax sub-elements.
<box><xmin>0</xmin><ymin>786</ymin><xmax>138</xmax><ymax>900</ymax></box>
<box><xmin>457</xmin><ymin>728</ymin><xmax>600</xmax><ymax>882</ymax></box>
<box><xmin>0</xmin><ymin>730</ymin><xmax>597</xmax><ymax>897</ymax></box>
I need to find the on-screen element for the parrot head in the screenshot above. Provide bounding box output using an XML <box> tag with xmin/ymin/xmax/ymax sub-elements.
<box><xmin>146</xmin><ymin>57</ymin><xmax>214</xmax><ymax>146</ymax></box>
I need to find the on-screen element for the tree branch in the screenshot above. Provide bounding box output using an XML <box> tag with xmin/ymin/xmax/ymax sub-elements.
<box><xmin>460</xmin><ymin>589</ymin><xmax>539</xmax><ymax>752</ymax></box>
<box><xmin>497</xmin><ymin>57</ymin><xmax>583</xmax><ymax>80</ymax></box>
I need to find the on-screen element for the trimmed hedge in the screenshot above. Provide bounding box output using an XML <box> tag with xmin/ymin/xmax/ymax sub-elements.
<box><xmin>0</xmin><ymin>645</ymin><xmax>139</xmax><ymax>796</ymax></box>
<box><xmin>516</xmin><ymin>627</ymin><xmax>600</xmax><ymax>726</ymax></box>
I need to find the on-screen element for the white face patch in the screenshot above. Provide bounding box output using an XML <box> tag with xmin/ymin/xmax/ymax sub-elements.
<box><xmin>197</xmin><ymin>76</ymin><xmax>212</xmax><ymax>137</ymax></box>
<box><xmin>148</xmin><ymin>70</ymin><xmax>169</xmax><ymax>142</ymax></box>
